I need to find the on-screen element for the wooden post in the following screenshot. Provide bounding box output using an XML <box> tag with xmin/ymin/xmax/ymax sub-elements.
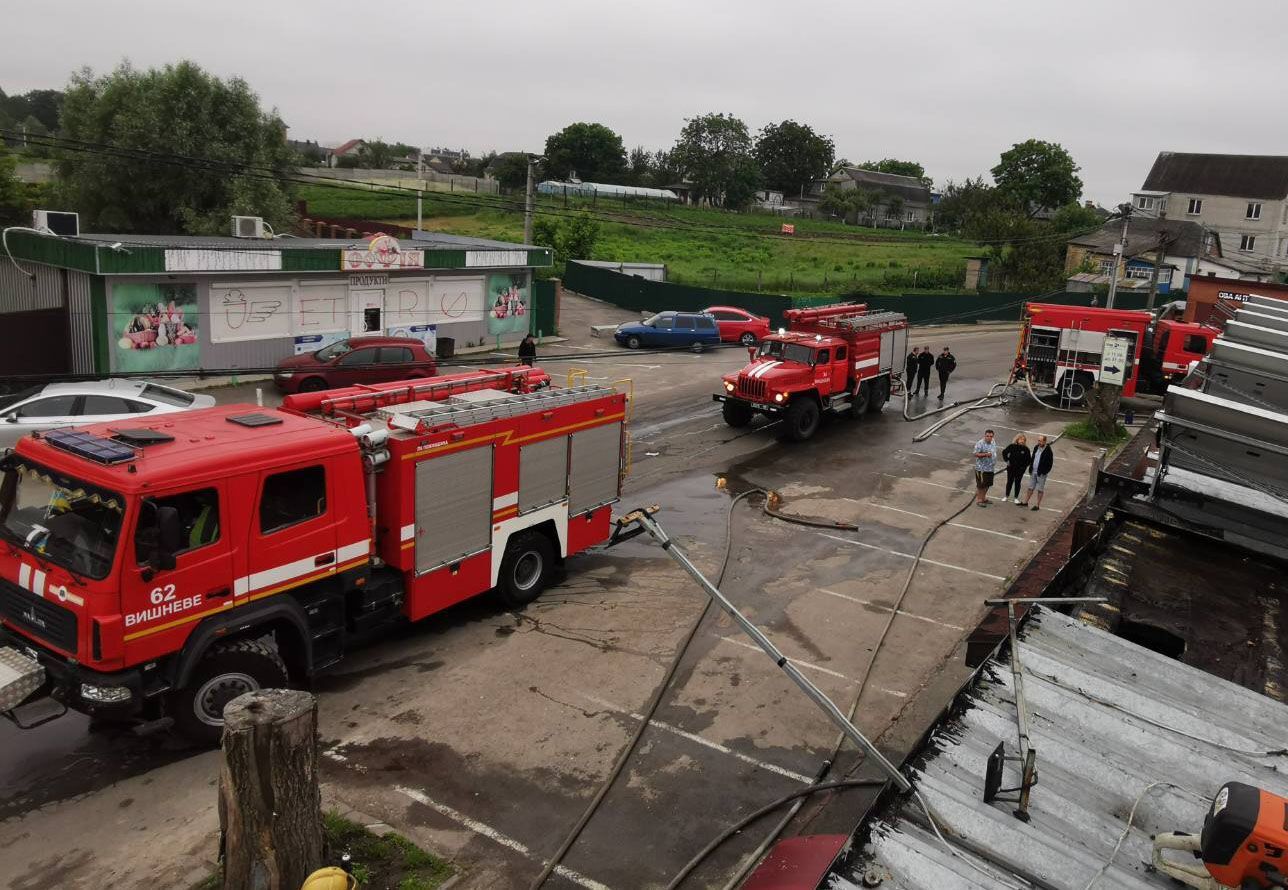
<box><xmin>219</xmin><ymin>689</ymin><xmax>323</xmax><ymax>890</ymax></box>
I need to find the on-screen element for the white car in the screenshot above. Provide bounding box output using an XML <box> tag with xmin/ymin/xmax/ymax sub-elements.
<box><xmin>0</xmin><ymin>380</ymin><xmax>215</xmax><ymax>449</ymax></box>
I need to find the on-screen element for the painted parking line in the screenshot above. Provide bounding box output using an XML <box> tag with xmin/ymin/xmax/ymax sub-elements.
<box><xmin>879</xmin><ymin>474</ymin><xmax>1063</xmax><ymax>512</ymax></box>
<box><xmin>817</xmin><ymin>532</ymin><xmax>1007</xmax><ymax>581</ymax></box>
<box><xmin>394</xmin><ymin>785</ymin><xmax>613</xmax><ymax>890</ymax></box>
<box><xmin>575</xmin><ymin>692</ymin><xmax>813</xmax><ymax>784</ymax></box>
<box><xmin>716</xmin><ymin>636</ymin><xmax>909</xmax><ymax>698</ymax></box>
<box><xmin>947</xmin><ymin>521</ymin><xmax>1026</xmax><ymax>541</ymax></box>
<box><xmin>816</xmin><ymin>588</ymin><xmax>965</xmax><ymax>631</ymax></box>
<box><xmin>858</xmin><ymin>501</ymin><xmax>931</xmax><ymax>520</ymax></box>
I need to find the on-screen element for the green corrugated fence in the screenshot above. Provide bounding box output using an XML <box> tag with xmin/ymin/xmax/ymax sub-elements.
<box><xmin>531</xmin><ymin>279</ymin><xmax>559</xmax><ymax>337</ymax></box>
<box><xmin>562</xmin><ymin>261</ymin><xmax>1155</xmax><ymax>327</ymax></box>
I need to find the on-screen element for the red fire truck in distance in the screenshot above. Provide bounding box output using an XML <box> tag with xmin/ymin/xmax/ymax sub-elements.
<box><xmin>0</xmin><ymin>368</ymin><xmax>626</xmax><ymax>742</ymax></box>
<box><xmin>714</xmin><ymin>303</ymin><xmax>908</xmax><ymax>441</ymax></box>
<box><xmin>1015</xmin><ymin>303</ymin><xmax>1217</xmax><ymax>401</ymax></box>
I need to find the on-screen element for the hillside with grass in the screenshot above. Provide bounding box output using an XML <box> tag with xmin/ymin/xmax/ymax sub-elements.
<box><xmin>298</xmin><ymin>185</ymin><xmax>979</xmax><ymax>295</ymax></box>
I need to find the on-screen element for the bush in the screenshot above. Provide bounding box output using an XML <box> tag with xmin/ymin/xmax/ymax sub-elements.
<box><xmin>880</xmin><ymin>265</ymin><xmax>965</xmax><ymax>290</ymax></box>
<box><xmin>1063</xmin><ymin>419</ymin><xmax>1129</xmax><ymax>444</ymax></box>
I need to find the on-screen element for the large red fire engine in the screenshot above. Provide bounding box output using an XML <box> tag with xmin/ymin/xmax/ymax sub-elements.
<box><xmin>0</xmin><ymin>368</ymin><xmax>626</xmax><ymax>741</ymax></box>
<box><xmin>714</xmin><ymin>303</ymin><xmax>908</xmax><ymax>441</ymax></box>
<box><xmin>1015</xmin><ymin>303</ymin><xmax>1217</xmax><ymax>401</ymax></box>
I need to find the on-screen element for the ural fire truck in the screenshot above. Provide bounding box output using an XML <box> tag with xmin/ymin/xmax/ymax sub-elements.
<box><xmin>0</xmin><ymin>368</ymin><xmax>626</xmax><ymax>742</ymax></box>
<box><xmin>1015</xmin><ymin>302</ymin><xmax>1218</xmax><ymax>401</ymax></box>
<box><xmin>714</xmin><ymin>303</ymin><xmax>908</xmax><ymax>441</ymax></box>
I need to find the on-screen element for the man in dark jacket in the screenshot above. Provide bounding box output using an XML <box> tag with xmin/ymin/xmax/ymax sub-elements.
<box><xmin>935</xmin><ymin>346</ymin><xmax>957</xmax><ymax>401</ymax></box>
<box><xmin>1021</xmin><ymin>434</ymin><xmax>1055</xmax><ymax>511</ymax></box>
<box><xmin>904</xmin><ymin>349</ymin><xmax>918</xmax><ymax>393</ymax></box>
<box><xmin>915</xmin><ymin>346</ymin><xmax>935</xmax><ymax>397</ymax></box>
<box><xmin>518</xmin><ymin>334</ymin><xmax>537</xmax><ymax>366</ymax></box>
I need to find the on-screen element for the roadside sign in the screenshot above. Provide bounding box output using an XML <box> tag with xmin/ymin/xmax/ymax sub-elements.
<box><xmin>1100</xmin><ymin>336</ymin><xmax>1130</xmax><ymax>386</ymax></box>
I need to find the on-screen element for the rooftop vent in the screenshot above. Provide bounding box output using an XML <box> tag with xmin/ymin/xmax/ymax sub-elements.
<box><xmin>111</xmin><ymin>428</ymin><xmax>175</xmax><ymax>446</ymax></box>
<box><xmin>226</xmin><ymin>412</ymin><xmax>283</xmax><ymax>428</ymax></box>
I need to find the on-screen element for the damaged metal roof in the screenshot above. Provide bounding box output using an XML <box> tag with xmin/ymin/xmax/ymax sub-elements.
<box><xmin>849</xmin><ymin>608</ymin><xmax>1288</xmax><ymax>889</ymax></box>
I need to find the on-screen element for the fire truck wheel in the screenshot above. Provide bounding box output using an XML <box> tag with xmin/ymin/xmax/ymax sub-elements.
<box><xmin>849</xmin><ymin>381</ymin><xmax>872</xmax><ymax>418</ymax></box>
<box><xmin>626</xmin><ymin>335</ymin><xmax>642</xmax><ymax>350</ymax></box>
<box><xmin>171</xmin><ymin>638</ymin><xmax>290</xmax><ymax>744</ymax></box>
<box><xmin>298</xmin><ymin>377</ymin><xmax>327</xmax><ymax>393</ymax></box>
<box><xmin>739</xmin><ymin>332</ymin><xmax>757</xmax><ymax>346</ymax></box>
<box><xmin>722</xmin><ymin>399</ymin><xmax>754</xmax><ymax>428</ymax></box>
<box><xmin>498</xmin><ymin>531</ymin><xmax>554</xmax><ymax>608</ymax></box>
<box><xmin>867</xmin><ymin>377</ymin><xmax>889</xmax><ymax>413</ymax></box>
<box><xmin>784</xmin><ymin>397</ymin><xmax>821</xmax><ymax>441</ymax></box>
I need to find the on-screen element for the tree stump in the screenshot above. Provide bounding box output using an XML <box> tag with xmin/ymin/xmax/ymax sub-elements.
<box><xmin>219</xmin><ymin>689</ymin><xmax>323</xmax><ymax>890</ymax></box>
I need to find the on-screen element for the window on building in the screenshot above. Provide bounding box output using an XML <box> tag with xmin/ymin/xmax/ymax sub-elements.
<box><xmin>1135</xmin><ymin>196</ymin><xmax>1155</xmax><ymax>211</ymax></box>
<box><xmin>1240</xmin><ymin>234</ymin><xmax>1256</xmax><ymax>252</ymax></box>
<box><xmin>259</xmin><ymin>466</ymin><xmax>326</xmax><ymax>534</ymax></box>
<box><xmin>905</xmin><ymin>210</ymin><xmax>915</xmax><ymax>221</ymax></box>
<box><xmin>1098</xmin><ymin>259</ymin><xmax>1115</xmax><ymax>275</ymax></box>
<box><xmin>135</xmin><ymin>488</ymin><xmax>220</xmax><ymax>562</ymax></box>
<box><xmin>1125</xmin><ymin>265</ymin><xmax>1152</xmax><ymax>280</ymax></box>
<box><xmin>1187</xmin><ymin>198</ymin><xmax>1202</xmax><ymax>215</ymax></box>
<box><xmin>1246</xmin><ymin>202</ymin><xmax>1262</xmax><ymax>220</ymax></box>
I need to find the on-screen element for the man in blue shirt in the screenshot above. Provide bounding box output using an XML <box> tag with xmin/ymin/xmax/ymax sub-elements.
<box><xmin>973</xmin><ymin>429</ymin><xmax>997</xmax><ymax>507</ymax></box>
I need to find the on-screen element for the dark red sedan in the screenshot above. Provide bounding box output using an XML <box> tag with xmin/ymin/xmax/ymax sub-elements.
<box><xmin>273</xmin><ymin>336</ymin><xmax>437</xmax><ymax>394</ymax></box>
<box><xmin>704</xmin><ymin>305</ymin><xmax>772</xmax><ymax>346</ymax></box>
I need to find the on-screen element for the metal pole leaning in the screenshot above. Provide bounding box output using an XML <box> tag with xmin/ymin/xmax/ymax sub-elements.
<box><xmin>614</xmin><ymin>507</ymin><xmax>912</xmax><ymax>793</ymax></box>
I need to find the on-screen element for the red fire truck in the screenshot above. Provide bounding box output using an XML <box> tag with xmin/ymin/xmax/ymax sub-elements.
<box><xmin>0</xmin><ymin>368</ymin><xmax>626</xmax><ymax>741</ymax></box>
<box><xmin>714</xmin><ymin>303</ymin><xmax>908</xmax><ymax>441</ymax></box>
<box><xmin>1015</xmin><ymin>303</ymin><xmax>1217</xmax><ymax>401</ymax></box>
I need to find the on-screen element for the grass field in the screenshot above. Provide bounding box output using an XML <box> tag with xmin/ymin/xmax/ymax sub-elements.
<box><xmin>297</xmin><ymin>184</ymin><xmax>979</xmax><ymax>295</ymax></box>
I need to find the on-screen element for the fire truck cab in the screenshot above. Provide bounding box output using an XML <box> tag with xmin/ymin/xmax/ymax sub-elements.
<box><xmin>1140</xmin><ymin>318</ymin><xmax>1217</xmax><ymax>390</ymax></box>
<box><xmin>715</xmin><ymin>303</ymin><xmax>907</xmax><ymax>441</ymax></box>
<box><xmin>0</xmin><ymin>368</ymin><xmax>627</xmax><ymax>741</ymax></box>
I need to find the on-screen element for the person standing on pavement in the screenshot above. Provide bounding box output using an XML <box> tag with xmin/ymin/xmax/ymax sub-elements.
<box><xmin>1022</xmin><ymin>434</ymin><xmax>1055</xmax><ymax>511</ymax></box>
<box><xmin>1001</xmin><ymin>434</ymin><xmax>1031</xmax><ymax>504</ymax></box>
<box><xmin>905</xmin><ymin>349</ymin><xmax>919</xmax><ymax>394</ymax></box>
<box><xmin>973</xmin><ymin>429</ymin><xmax>997</xmax><ymax>507</ymax></box>
<box><xmin>518</xmin><ymin>333</ymin><xmax>537</xmax><ymax>367</ymax></box>
<box><xmin>915</xmin><ymin>346</ymin><xmax>935</xmax><ymax>397</ymax></box>
<box><xmin>934</xmin><ymin>346</ymin><xmax>956</xmax><ymax>401</ymax></box>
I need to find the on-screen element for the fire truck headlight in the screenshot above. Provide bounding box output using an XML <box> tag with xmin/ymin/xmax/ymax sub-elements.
<box><xmin>80</xmin><ymin>683</ymin><xmax>132</xmax><ymax>704</ymax></box>
<box><xmin>724</xmin><ymin>381</ymin><xmax>735</xmax><ymax>393</ymax></box>
<box><xmin>774</xmin><ymin>392</ymin><xmax>785</xmax><ymax>403</ymax></box>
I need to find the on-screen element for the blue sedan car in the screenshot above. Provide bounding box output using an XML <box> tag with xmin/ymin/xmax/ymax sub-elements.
<box><xmin>614</xmin><ymin>311</ymin><xmax>722</xmax><ymax>350</ymax></box>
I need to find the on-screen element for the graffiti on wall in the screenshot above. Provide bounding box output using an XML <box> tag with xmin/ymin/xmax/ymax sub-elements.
<box><xmin>112</xmin><ymin>283</ymin><xmax>199</xmax><ymax>372</ymax></box>
<box><xmin>486</xmin><ymin>273</ymin><xmax>529</xmax><ymax>336</ymax></box>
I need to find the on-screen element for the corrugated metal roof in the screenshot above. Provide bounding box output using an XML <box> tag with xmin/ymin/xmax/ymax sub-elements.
<box><xmin>849</xmin><ymin>608</ymin><xmax>1288</xmax><ymax>889</ymax></box>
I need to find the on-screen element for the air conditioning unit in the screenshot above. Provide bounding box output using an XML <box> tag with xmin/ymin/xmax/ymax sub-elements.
<box><xmin>232</xmin><ymin>215</ymin><xmax>266</xmax><ymax>239</ymax></box>
<box><xmin>32</xmin><ymin>210</ymin><xmax>80</xmax><ymax>237</ymax></box>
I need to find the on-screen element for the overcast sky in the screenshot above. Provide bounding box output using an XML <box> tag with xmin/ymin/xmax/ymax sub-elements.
<box><xmin>5</xmin><ymin>0</ymin><xmax>1287</xmax><ymax>205</ymax></box>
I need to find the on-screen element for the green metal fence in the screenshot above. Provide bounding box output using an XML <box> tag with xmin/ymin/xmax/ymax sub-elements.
<box><xmin>562</xmin><ymin>262</ymin><xmax>1154</xmax><ymax>327</ymax></box>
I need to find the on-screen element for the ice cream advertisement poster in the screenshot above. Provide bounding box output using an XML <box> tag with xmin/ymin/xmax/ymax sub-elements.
<box><xmin>486</xmin><ymin>273</ymin><xmax>530</xmax><ymax>336</ymax></box>
<box><xmin>112</xmin><ymin>283</ymin><xmax>200</xmax><ymax>372</ymax></box>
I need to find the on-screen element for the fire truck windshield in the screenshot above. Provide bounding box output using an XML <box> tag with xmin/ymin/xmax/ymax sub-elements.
<box><xmin>0</xmin><ymin>457</ymin><xmax>123</xmax><ymax>580</ymax></box>
<box><xmin>759</xmin><ymin>340</ymin><xmax>815</xmax><ymax>365</ymax></box>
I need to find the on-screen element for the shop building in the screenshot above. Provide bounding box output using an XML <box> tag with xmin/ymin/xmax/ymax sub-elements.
<box><xmin>0</xmin><ymin>229</ymin><xmax>553</xmax><ymax>379</ymax></box>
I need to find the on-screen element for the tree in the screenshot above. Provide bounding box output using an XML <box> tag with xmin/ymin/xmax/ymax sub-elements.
<box><xmin>490</xmin><ymin>152</ymin><xmax>532</xmax><ymax>191</ymax></box>
<box><xmin>670</xmin><ymin>113</ymin><xmax>761</xmax><ymax>209</ymax></box>
<box><xmin>885</xmin><ymin>193</ymin><xmax>905</xmax><ymax>225</ymax></box>
<box><xmin>543</xmin><ymin>122</ymin><xmax>626</xmax><ymax>183</ymax></box>
<box><xmin>991</xmin><ymin>139</ymin><xmax>1082</xmax><ymax>216</ymax></box>
<box><xmin>754</xmin><ymin>120</ymin><xmax>834</xmax><ymax>198</ymax></box>
<box><xmin>57</xmin><ymin>61</ymin><xmax>296</xmax><ymax>235</ymax></box>
<box><xmin>0</xmin><ymin>140</ymin><xmax>28</xmax><ymax>224</ymax></box>
<box><xmin>356</xmin><ymin>139</ymin><xmax>397</xmax><ymax>169</ymax></box>
<box><xmin>532</xmin><ymin>212</ymin><xmax>600</xmax><ymax>271</ymax></box>
<box><xmin>627</xmin><ymin>146</ymin><xmax>653</xmax><ymax>186</ymax></box>
<box><xmin>860</xmin><ymin>158</ymin><xmax>930</xmax><ymax>187</ymax></box>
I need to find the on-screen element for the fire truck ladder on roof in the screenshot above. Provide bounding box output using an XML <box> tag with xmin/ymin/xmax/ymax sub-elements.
<box><xmin>829</xmin><ymin>310</ymin><xmax>907</xmax><ymax>331</ymax></box>
<box><xmin>385</xmin><ymin>384</ymin><xmax>618</xmax><ymax>433</ymax></box>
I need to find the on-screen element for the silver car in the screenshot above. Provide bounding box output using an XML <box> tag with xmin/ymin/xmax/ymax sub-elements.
<box><xmin>0</xmin><ymin>380</ymin><xmax>215</xmax><ymax>449</ymax></box>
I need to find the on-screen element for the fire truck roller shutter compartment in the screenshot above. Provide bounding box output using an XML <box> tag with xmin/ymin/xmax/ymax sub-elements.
<box><xmin>883</xmin><ymin>326</ymin><xmax>906</xmax><ymax>374</ymax></box>
<box><xmin>568</xmin><ymin>423</ymin><xmax>623</xmax><ymax>516</ymax></box>
<box><xmin>519</xmin><ymin>435</ymin><xmax>570</xmax><ymax>515</ymax></box>
<box><xmin>415</xmin><ymin>446</ymin><xmax>494</xmax><ymax>574</ymax></box>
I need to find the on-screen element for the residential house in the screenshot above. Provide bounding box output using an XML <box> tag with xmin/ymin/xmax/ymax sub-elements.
<box><xmin>1131</xmin><ymin>152</ymin><xmax>1288</xmax><ymax>272</ymax></box>
<box><xmin>808</xmin><ymin>166</ymin><xmax>932</xmax><ymax>228</ymax></box>
<box><xmin>1065</xmin><ymin>217</ymin><xmax>1224</xmax><ymax>294</ymax></box>
<box><xmin>328</xmin><ymin>138</ymin><xmax>366</xmax><ymax>167</ymax></box>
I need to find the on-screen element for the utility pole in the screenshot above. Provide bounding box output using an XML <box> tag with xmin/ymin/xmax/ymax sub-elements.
<box><xmin>523</xmin><ymin>155</ymin><xmax>537</xmax><ymax>245</ymax></box>
<box><xmin>1145</xmin><ymin>232</ymin><xmax>1172</xmax><ymax>311</ymax></box>
<box><xmin>1105</xmin><ymin>204</ymin><xmax>1133</xmax><ymax>309</ymax></box>
<box><xmin>416</xmin><ymin>149</ymin><xmax>424</xmax><ymax>231</ymax></box>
